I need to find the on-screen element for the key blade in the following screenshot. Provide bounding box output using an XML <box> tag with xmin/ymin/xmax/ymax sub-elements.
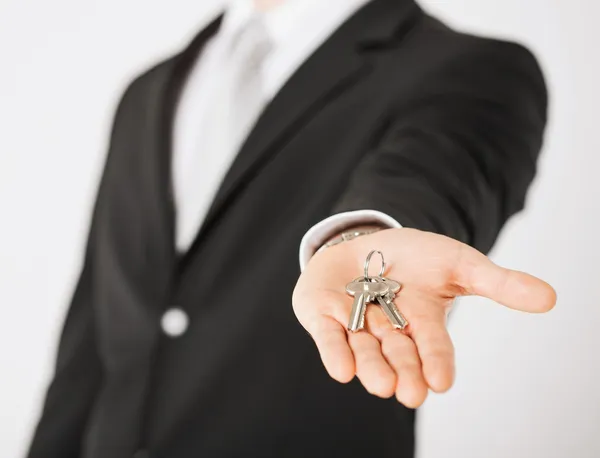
<box><xmin>348</xmin><ymin>293</ymin><xmax>367</xmax><ymax>332</ymax></box>
<box><xmin>376</xmin><ymin>296</ymin><xmax>408</xmax><ymax>330</ymax></box>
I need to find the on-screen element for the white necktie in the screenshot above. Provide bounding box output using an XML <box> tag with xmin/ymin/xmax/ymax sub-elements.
<box><xmin>222</xmin><ymin>15</ymin><xmax>273</xmax><ymax>152</ymax></box>
<box><xmin>176</xmin><ymin>15</ymin><xmax>273</xmax><ymax>253</ymax></box>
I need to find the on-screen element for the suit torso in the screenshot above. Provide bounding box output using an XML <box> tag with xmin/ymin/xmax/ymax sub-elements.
<box><xmin>88</xmin><ymin>4</ymin><xmax>428</xmax><ymax>455</ymax></box>
<box><xmin>28</xmin><ymin>1</ymin><xmax>548</xmax><ymax>456</ymax></box>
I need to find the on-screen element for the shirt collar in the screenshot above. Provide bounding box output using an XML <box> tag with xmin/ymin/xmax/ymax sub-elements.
<box><xmin>221</xmin><ymin>0</ymin><xmax>373</xmax><ymax>46</ymax></box>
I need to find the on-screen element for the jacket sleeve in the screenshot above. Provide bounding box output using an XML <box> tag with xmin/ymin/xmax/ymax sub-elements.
<box><xmin>26</xmin><ymin>80</ymin><xmax>136</xmax><ymax>458</ymax></box>
<box><xmin>333</xmin><ymin>39</ymin><xmax>548</xmax><ymax>254</ymax></box>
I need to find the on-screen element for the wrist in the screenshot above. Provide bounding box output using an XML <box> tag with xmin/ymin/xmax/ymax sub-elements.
<box><xmin>318</xmin><ymin>224</ymin><xmax>385</xmax><ymax>252</ymax></box>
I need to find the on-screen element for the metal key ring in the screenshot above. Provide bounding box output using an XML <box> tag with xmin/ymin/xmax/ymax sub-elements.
<box><xmin>364</xmin><ymin>250</ymin><xmax>385</xmax><ymax>279</ymax></box>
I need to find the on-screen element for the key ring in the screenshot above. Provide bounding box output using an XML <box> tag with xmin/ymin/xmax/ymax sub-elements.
<box><xmin>364</xmin><ymin>250</ymin><xmax>385</xmax><ymax>279</ymax></box>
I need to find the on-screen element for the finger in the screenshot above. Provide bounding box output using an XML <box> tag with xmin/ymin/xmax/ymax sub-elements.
<box><xmin>349</xmin><ymin>331</ymin><xmax>397</xmax><ymax>398</ymax></box>
<box><xmin>363</xmin><ymin>300</ymin><xmax>396</xmax><ymax>341</ymax></box>
<box><xmin>293</xmin><ymin>289</ymin><xmax>356</xmax><ymax>383</ymax></box>
<box><xmin>457</xmin><ymin>246</ymin><xmax>557</xmax><ymax>313</ymax></box>
<box><xmin>306</xmin><ymin>315</ymin><xmax>355</xmax><ymax>383</ymax></box>
<box><xmin>404</xmin><ymin>298</ymin><xmax>455</xmax><ymax>393</ymax></box>
<box><xmin>381</xmin><ymin>331</ymin><xmax>428</xmax><ymax>408</ymax></box>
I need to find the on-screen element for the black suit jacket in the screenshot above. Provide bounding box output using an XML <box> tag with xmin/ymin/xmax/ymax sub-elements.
<box><xmin>28</xmin><ymin>1</ymin><xmax>547</xmax><ymax>457</ymax></box>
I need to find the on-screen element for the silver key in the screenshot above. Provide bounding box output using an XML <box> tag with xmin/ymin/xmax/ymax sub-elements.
<box><xmin>376</xmin><ymin>277</ymin><xmax>401</xmax><ymax>298</ymax></box>
<box><xmin>347</xmin><ymin>292</ymin><xmax>367</xmax><ymax>332</ymax></box>
<box><xmin>353</xmin><ymin>275</ymin><xmax>401</xmax><ymax>303</ymax></box>
<box><xmin>380</xmin><ymin>277</ymin><xmax>401</xmax><ymax>292</ymax></box>
<box><xmin>372</xmin><ymin>277</ymin><xmax>408</xmax><ymax>330</ymax></box>
<box><xmin>346</xmin><ymin>278</ymin><xmax>389</xmax><ymax>332</ymax></box>
<box><xmin>376</xmin><ymin>294</ymin><xmax>408</xmax><ymax>330</ymax></box>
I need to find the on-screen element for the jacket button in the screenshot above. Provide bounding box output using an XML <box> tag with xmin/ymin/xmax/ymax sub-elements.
<box><xmin>161</xmin><ymin>307</ymin><xmax>189</xmax><ymax>337</ymax></box>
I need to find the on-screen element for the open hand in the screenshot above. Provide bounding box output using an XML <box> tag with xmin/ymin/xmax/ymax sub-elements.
<box><xmin>292</xmin><ymin>228</ymin><xmax>556</xmax><ymax>408</ymax></box>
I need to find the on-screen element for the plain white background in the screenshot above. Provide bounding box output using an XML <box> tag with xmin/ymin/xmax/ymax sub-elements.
<box><xmin>0</xmin><ymin>0</ymin><xmax>598</xmax><ymax>457</ymax></box>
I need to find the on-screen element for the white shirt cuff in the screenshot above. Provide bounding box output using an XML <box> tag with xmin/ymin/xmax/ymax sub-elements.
<box><xmin>299</xmin><ymin>210</ymin><xmax>402</xmax><ymax>271</ymax></box>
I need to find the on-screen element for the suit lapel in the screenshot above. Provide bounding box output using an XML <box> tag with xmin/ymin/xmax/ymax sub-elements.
<box><xmin>155</xmin><ymin>1</ymin><xmax>421</xmax><ymax>269</ymax></box>
<box><xmin>193</xmin><ymin>0</ymin><xmax>421</xmax><ymax>241</ymax></box>
<box><xmin>144</xmin><ymin>15</ymin><xmax>224</xmax><ymax>278</ymax></box>
<box><xmin>199</xmin><ymin>31</ymin><xmax>366</xmax><ymax>230</ymax></box>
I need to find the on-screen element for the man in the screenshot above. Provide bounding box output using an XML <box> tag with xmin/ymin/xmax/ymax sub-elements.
<box><xmin>28</xmin><ymin>0</ymin><xmax>556</xmax><ymax>457</ymax></box>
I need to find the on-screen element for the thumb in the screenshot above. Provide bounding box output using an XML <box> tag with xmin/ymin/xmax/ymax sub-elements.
<box><xmin>458</xmin><ymin>249</ymin><xmax>557</xmax><ymax>313</ymax></box>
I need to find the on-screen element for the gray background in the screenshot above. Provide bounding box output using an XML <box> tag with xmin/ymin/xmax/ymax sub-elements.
<box><xmin>0</xmin><ymin>0</ymin><xmax>598</xmax><ymax>457</ymax></box>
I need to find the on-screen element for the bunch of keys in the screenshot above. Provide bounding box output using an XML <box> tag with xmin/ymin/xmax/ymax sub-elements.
<box><xmin>346</xmin><ymin>250</ymin><xmax>408</xmax><ymax>332</ymax></box>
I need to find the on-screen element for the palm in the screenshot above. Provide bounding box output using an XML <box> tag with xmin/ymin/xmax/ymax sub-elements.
<box><xmin>293</xmin><ymin>228</ymin><xmax>556</xmax><ymax>407</ymax></box>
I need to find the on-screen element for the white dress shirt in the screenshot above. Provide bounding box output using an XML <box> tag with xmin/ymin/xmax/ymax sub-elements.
<box><xmin>172</xmin><ymin>0</ymin><xmax>401</xmax><ymax>269</ymax></box>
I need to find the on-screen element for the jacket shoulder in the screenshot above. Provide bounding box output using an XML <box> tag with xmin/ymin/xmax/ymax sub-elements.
<box><xmin>116</xmin><ymin>58</ymin><xmax>178</xmax><ymax>111</ymax></box>
<box><xmin>409</xmin><ymin>14</ymin><xmax>545</xmax><ymax>80</ymax></box>
<box><xmin>389</xmin><ymin>13</ymin><xmax>547</xmax><ymax>109</ymax></box>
